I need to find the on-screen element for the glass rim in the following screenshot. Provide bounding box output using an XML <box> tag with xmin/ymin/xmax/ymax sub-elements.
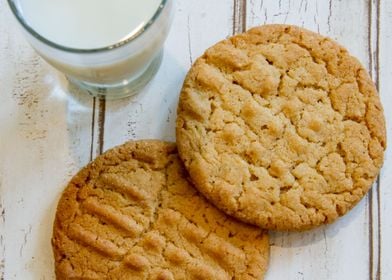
<box><xmin>7</xmin><ymin>0</ymin><xmax>168</xmax><ymax>54</ymax></box>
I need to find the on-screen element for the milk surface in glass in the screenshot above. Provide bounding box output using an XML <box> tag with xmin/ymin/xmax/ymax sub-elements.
<box><xmin>19</xmin><ymin>0</ymin><xmax>162</xmax><ymax>49</ymax></box>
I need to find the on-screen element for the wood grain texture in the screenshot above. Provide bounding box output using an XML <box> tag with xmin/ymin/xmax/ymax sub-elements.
<box><xmin>378</xmin><ymin>0</ymin><xmax>392</xmax><ymax>279</ymax></box>
<box><xmin>0</xmin><ymin>2</ymin><xmax>9</xmax><ymax>276</ymax></box>
<box><xmin>1</xmin><ymin>0</ymin><xmax>391</xmax><ymax>279</ymax></box>
<box><xmin>233</xmin><ymin>0</ymin><xmax>247</xmax><ymax>34</ymax></box>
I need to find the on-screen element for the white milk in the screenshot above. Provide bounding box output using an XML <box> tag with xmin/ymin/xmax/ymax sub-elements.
<box><xmin>18</xmin><ymin>0</ymin><xmax>162</xmax><ymax>49</ymax></box>
<box><xmin>13</xmin><ymin>0</ymin><xmax>173</xmax><ymax>98</ymax></box>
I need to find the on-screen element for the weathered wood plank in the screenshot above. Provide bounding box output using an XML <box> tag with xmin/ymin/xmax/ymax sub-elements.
<box><xmin>102</xmin><ymin>0</ymin><xmax>234</xmax><ymax>149</ymax></box>
<box><xmin>368</xmin><ymin>0</ymin><xmax>381</xmax><ymax>279</ymax></box>
<box><xmin>0</xmin><ymin>0</ymin><xmax>97</xmax><ymax>278</ymax></box>
<box><xmin>0</xmin><ymin>2</ymin><xmax>10</xmax><ymax>277</ymax></box>
<box><xmin>378</xmin><ymin>0</ymin><xmax>392</xmax><ymax>278</ymax></box>
<box><xmin>247</xmin><ymin>1</ymin><xmax>372</xmax><ymax>279</ymax></box>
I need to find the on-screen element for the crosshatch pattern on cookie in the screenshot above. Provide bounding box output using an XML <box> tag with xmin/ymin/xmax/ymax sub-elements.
<box><xmin>52</xmin><ymin>141</ymin><xmax>269</xmax><ymax>279</ymax></box>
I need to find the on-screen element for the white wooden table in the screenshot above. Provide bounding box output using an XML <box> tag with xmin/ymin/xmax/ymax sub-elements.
<box><xmin>1</xmin><ymin>0</ymin><xmax>391</xmax><ymax>279</ymax></box>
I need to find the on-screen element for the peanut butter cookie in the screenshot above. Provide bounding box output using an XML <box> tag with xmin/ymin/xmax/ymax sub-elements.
<box><xmin>52</xmin><ymin>140</ymin><xmax>269</xmax><ymax>279</ymax></box>
<box><xmin>176</xmin><ymin>24</ymin><xmax>386</xmax><ymax>231</ymax></box>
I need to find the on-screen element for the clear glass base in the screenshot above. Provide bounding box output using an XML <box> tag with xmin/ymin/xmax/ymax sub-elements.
<box><xmin>67</xmin><ymin>51</ymin><xmax>163</xmax><ymax>100</ymax></box>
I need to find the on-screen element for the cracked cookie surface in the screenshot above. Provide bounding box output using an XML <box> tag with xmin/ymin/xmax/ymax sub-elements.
<box><xmin>176</xmin><ymin>24</ymin><xmax>386</xmax><ymax>231</ymax></box>
<box><xmin>52</xmin><ymin>140</ymin><xmax>269</xmax><ymax>279</ymax></box>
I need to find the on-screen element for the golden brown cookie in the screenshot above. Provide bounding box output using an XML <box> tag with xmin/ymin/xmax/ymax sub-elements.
<box><xmin>176</xmin><ymin>24</ymin><xmax>386</xmax><ymax>231</ymax></box>
<box><xmin>52</xmin><ymin>140</ymin><xmax>269</xmax><ymax>279</ymax></box>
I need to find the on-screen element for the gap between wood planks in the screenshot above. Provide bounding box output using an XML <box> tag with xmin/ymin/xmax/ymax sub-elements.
<box><xmin>97</xmin><ymin>99</ymin><xmax>106</xmax><ymax>155</ymax></box>
<box><xmin>368</xmin><ymin>0</ymin><xmax>382</xmax><ymax>279</ymax></box>
<box><xmin>89</xmin><ymin>97</ymin><xmax>106</xmax><ymax>160</ymax></box>
<box><xmin>233</xmin><ymin>0</ymin><xmax>247</xmax><ymax>35</ymax></box>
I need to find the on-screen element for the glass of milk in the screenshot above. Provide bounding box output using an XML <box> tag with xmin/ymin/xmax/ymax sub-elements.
<box><xmin>8</xmin><ymin>0</ymin><xmax>173</xmax><ymax>99</ymax></box>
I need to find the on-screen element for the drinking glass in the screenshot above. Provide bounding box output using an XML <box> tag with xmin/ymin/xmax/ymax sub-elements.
<box><xmin>7</xmin><ymin>0</ymin><xmax>174</xmax><ymax>99</ymax></box>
